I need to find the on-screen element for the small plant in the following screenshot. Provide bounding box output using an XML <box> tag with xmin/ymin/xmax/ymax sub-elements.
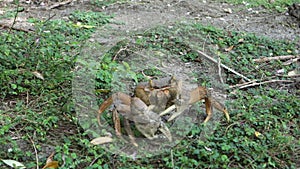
<box><xmin>220</xmin><ymin>0</ymin><xmax>299</xmax><ymax>12</ymax></box>
<box><xmin>0</xmin><ymin>8</ymin><xmax>113</xmax><ymax>169</ymax></box>
<box><xmin>69</xmin><ymin>11</ymin><xmax>112</xmax><ymax>27</ymax></box>
<box><xmin>90</xmin><ymin>0</ymin><xmax>127</xmax><ymax>8</ymax></box>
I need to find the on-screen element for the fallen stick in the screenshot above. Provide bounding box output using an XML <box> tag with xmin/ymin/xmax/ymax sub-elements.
<box><xmin>229</xmin><ymin>79</ymin><xmax>259</xmax><ymax>88</ymax></box>
<box><xmin>47</xmin><ymin>0</ymin><xmax>73</xmax><ymax>10</ymax></box>
<box><xmin>276</xmin><ymin>74</ymin><xmax>300</xmax><ymax>78</ymax></box>
<box><xmin>253</xmin><ymin>55</ymin><xmax>300</xmax><ymax>63</ymax></box>
<box><xmin>218</xmin><ymin>56</ymin><xmax>224</xmax><ymax>84</ymax></box>
<box><xmin>230</xmin><ymin>79</ymin><xmax>294</xmax><ymax>89</ymax></box>
<box><xmin>283</xmin><ymin>58</ymin><xmax>299</xmax><ymax>65</ymax></box>
<box><xmin>196</xmin><ymin>50</ymin><xmax>251</xmax><ymax>82</ymax></box>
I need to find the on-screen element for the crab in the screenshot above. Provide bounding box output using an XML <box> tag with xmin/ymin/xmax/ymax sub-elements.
<box><xmin>97</xmin><ymin>76</ymin><xmax>230</xmax><ymax>146</ymax></box>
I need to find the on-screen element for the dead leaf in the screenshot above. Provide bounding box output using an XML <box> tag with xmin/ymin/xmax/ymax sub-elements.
<box><xmin>42</xmin><ymin>152</ymin><xmax>59</xmax><ymax>169</ymax></box>
<box><xmin>255</xmin><ymin>131</ymin><xmax>263</xmax><ymax>138</ymax></box>
<box><xmin>225</xmin><ymin>45</ymin><xmax>234</xmax><ymax>52</ymax></box>
<box><xmin>32</xmin><ymin>71</ymin><xmax>44</xmax><ymax>80</ymax></box>
<box><xmin>1</xmin><ymin>159</ymin><xmax>26</xmax><ymax>169</ymax></box>
<box><xmin>204</xmin><ymin>146</ymin><xmax>212</xmax><ymax>152</ymax></box>
<box><xmin>46</xmin><ymin>152</ymin><xmax>55</xmax><ymax>164</ymax></box>
<box><xmin>288</xmin><ymin>70</ymin><xmax>297</xmax><ymax>76</ymax></box>
<box><xmin>42</xmin><ymin>161</ymin><xmax>59</xmax><ymax>169</ymax></box>
<box><xmin>90</xmin><ymin>136</ymin><xmax>114</xmax><ymax>145</ymax></box>
<box><xmin>276</xmin><ymin>68</ymin><xmax>285</xmax><ymax>74</ymax></box>
<box><xmin>238</xmin><ymin>38</ymin><xmax>244</xmax><ymax>43</ymax></box>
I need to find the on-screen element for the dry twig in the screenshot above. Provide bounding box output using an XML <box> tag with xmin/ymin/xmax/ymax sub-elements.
<box><xmin>112</xmin><ymin>47</ymin><xmax>127</xmax><ymax>61</ymax></box>
<box><xmin>218</xmin><ymin>56</ymin><xmax>224</xmax><ymax>84</ymax></box>
<box><xmin>253</xmin><ymin>55</ymin><xmax>300</xmax><ymax>63</ymax></box>
<box><xmin>283</xmin><ymin>58</ymin><xmax>299</xmax><ymax>65</ymax></box>
<box><xmin>28</xmin><ymin>134</ymin><xmax>39</xmax><ymax>169</ymax></box>
<box><xmin>8</xmin><ymin>3</ymin><xmax>19</xmax><ymax>34</ymax></box>
<box><xmin>276</xmin><ymin>74</ymin><xmax>300</xmax><ymax>78</ymax></box>
<box><xmin>196</xmin><ymin>50</ymin><xmax>251</xmax><ymax>82</ymax></box>
<box><xmin>230</xmin><ymin>79</ymin><xmax>294</xmax><ymax>89</ymax></box>
<box><xmin>47</xmin><ymin>0</ymin><xmax>73</xmax><ymax>10</ymax></box>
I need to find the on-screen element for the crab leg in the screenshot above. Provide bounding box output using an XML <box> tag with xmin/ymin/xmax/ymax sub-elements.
<box><xmin>123</xmin><ymin>118</ymin><xmax>138</xmax><ymax>147</ymax></box>
<box><xmin>159</xmin><ymin>104</ymin><xmax>176</xmax><ymax>116</ymax></box>
<box><xmin>98</xmin><ymin>95</ymin><xmax>113</xmax><ymax>126</ymax></box>
<box><xmin>112</xmin><ymin>109</ymin><xmax>138</xmax><ymax>146</ymax></box>
<box><xmin>98</xmin><ymin>93</ymin><xmax>139</xmax><ymax>146</ymax></box>
<box><xmin>158</xmin><ymin>122</ymin><xmax>172</xmax><ymax>142</ymax></box>
<box><xmin>113</xmin><ymin>109</ymin><xmax>122</xmax><ymax>136</ymax></box>
<box><xmin>189</xmin><ymin>87</ymin><xmax>229</xmax><ymax>122</ymax></box>
<box><xmin>167</xmin><ymin>105</ymin><xmax>187</xmax><ymax>122</ymax></box>
<box><xmin>97</xmin><ymin>92</ymin><xmax>131</xmax><ymax>126</ymax></box>
<box><xmin>209</xmin><ymin>97</ymin><xmax>230</xmax><ymax>122</ymax></box>
<box><xmin>167</xmin><ymin>86</ymin><xmax>230</xmax><ymax>122</ymax></box>
<box><xmin>203</xmin><ymin>97</ymin><xmax>212</xmax><ymax>123</ymax></box>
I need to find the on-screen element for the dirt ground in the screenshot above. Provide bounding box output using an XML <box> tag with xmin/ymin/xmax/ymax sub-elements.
<box><xmin>1</xmin><ymin>0</ymin><xmax>300</xmax><ymax>42</ymax></box>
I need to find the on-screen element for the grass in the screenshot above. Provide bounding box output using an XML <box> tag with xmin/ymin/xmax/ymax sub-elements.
<box><xmin>90</xmin><ymin>0</ymin><xmax>128</xmax><ymax>7</ymax></box>
<box><xmin>218</xmin><ymin>0</ymin><xmax>299</xmax><ymax>12</ymax></box>
<box><xmin>0</xmin><ymin>0</ymin><xmax>299</xmax><ymax>168</ymax></box>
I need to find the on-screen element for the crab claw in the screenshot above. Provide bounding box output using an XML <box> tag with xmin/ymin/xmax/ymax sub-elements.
<box><xmin>131</xmin><ymin>97</ymin><xmax>173</xmax><ymax>142</ymax></box>
<box><xmin>158</xmin><ymin>122</ymin><xmax>172</xmax><ymax>142</ymax></box>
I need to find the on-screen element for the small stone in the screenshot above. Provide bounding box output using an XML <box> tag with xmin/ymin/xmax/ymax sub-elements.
<box><xmin>224</xmin><ymin>8</ymin><xmax>232</xmax><ymax>14</ymax></box>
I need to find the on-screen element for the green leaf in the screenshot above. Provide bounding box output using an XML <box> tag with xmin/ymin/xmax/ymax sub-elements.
<box><xmin>122</xmin><ymin>61</ymin><xmax>130</xmax><ymax>70</ymax></box>
<box><xmin>11</xmin><ymin>84</ymin><xmax>17</xmax><ymax>89</ymax></box>
<box><xmin>220</xmin><ymin>155</ymin><xmax>229</xmax><ymax>162</ymax></box>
